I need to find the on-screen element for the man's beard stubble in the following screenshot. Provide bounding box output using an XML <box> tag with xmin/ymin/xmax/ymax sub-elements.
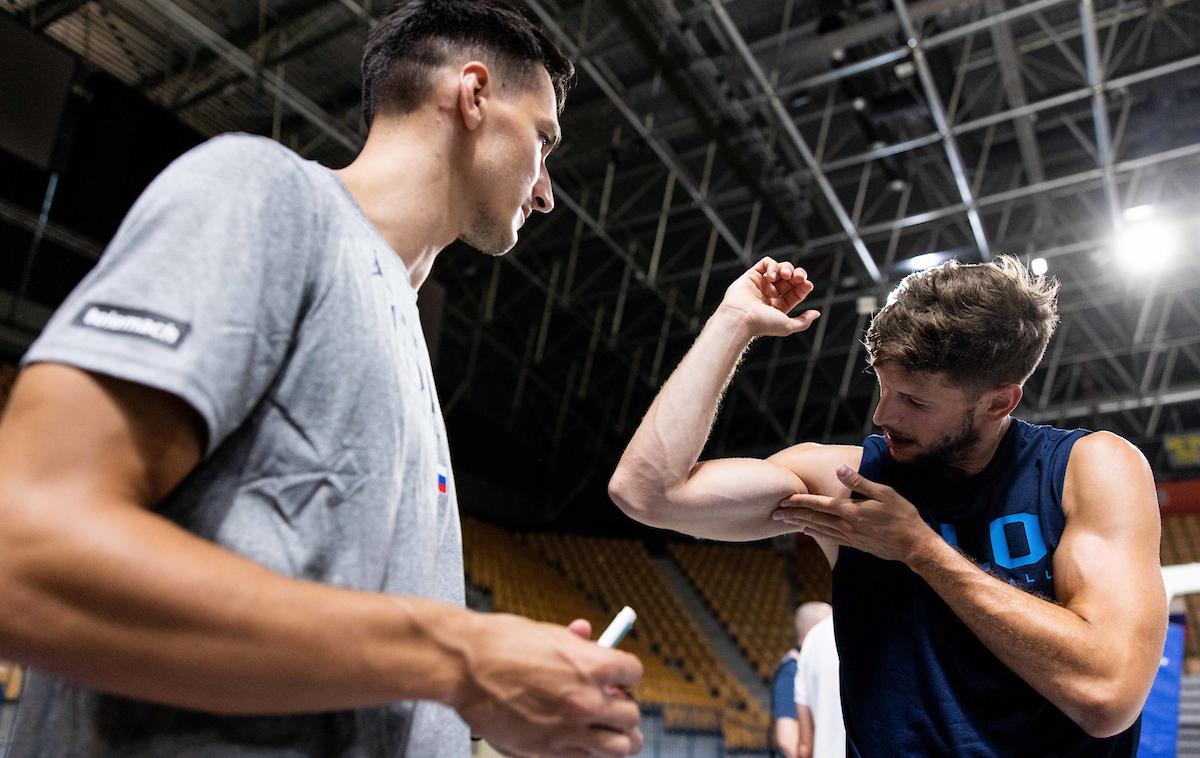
<box><xmin>459</xmin><ymin>203</ymin><xmax>514</xmax><ymax>256</ymax></box>
<box><xmin>903</xmin><ymin>408</ymin><xmax>981</xmax><ymax>472</ymax></box>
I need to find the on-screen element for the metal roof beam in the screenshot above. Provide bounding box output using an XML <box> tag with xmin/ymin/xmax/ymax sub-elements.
<box><xmin>578</xmin><ymin>0</ymin><xmax>1158</xmax><ymax>164</ymax></box>
<box><xmin>523</xmin><ymin>0</ymin><xmax>754</xmax><ymax>267</ymax></box>
<box><xmin>1079</xmin><ymin>0</ymin><xmax>1124</xmax><ymax>231</ymax></box>
<box><xmin>601</xmin><ymin>0</ymin><xmax>814</xmax><ymax>268</ymax></box>
<box><xmin>987</xmin><ymin>0</ymin><xmax>1045</xmax><ymax>184</ymax></box>
<box><xmin>574</xmin><ymin>147</ymin><xmax>1199</xmax><ymax>303</ymax></box>
<box><xmin>772</xmin><ymin>0</ymin><xmax>1072</xmax><ymax>103</ymax></box>
<box><xmin>141</xmin><ymin>0</ymin><xmax>360</xmax><ymax>152</ymax></box>
<box><xmin>136</xmin><ymin>0</ymin><xmax>336</xmax><ymax>93</ymax></box>
<box><xmin>706</xmin><ymin>0</ymin><xmax>882</xmax><ymax>284</ymax></box>
<box><xmin>26</xmin><ymin>0</ymin><xmax>89</xmax><ymax>30</ymax></box>
<box><xmin>803</xmin><ymin>140</ymin><xmax>1200</xmax><ymax>250</ymax></box>
<box><xmin>821</xmin><ymin>50</ymin><xmax>1200</xmax><ymax>173</ymax></box>
<box><xmin>895</xmin><ymin>0</ymin><xmax>991</xmax><ymax>260</ymax></box>
<box><xmin>171</xmin><ymin>14</ymin><xmax>359</xmax><ymax>113</ymax></box>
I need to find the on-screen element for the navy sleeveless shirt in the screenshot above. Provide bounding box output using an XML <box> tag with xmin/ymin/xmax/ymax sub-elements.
<box><xmin>832</xmin><ymin>418</ymin><xmax>1140</xmax><ymax>757</ymax></box>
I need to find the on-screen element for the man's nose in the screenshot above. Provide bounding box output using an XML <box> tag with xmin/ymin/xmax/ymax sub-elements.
<box><xmin>532</xmin><ymin>171</ymin><xmax>554</xmax><ymax>214</ymax></box>
<box><xmin>872</xmin><ymin>394</ymin><xmax>893</xmax><ymax>428</ymax></box>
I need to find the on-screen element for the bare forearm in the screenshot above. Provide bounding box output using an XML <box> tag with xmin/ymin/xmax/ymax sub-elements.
<box><xmin>0</xmin><ymin>494</ymin><xmax>471</xmax><ymax>714</ymax></box>
<box><xmin>613</xmin><ymin>307</ymin><xmax>752</xmax><ymax>493</ymax></box>
<box><xmin>795</xmin><ymin>707</ymin><xmax>813</xmax><ymax>758</ymax></box>
<box><xmin>610</xmin><ymin>309</ymin><xmax>813</xmax><ymax>539</ymax></box>
<box><xmin>907</xmin><ymin>538</ymin><xmax>1139</xmax><ymax>734</ymax></box>
<box><xmin>611</xmin><ymin>260</ymin><xmax>824</xmax><ymax>538</ymax></box>
<box><xmin>773</xmin><ymin>718</ymin><xmax>799</xmax><ymax>758</ymax></box>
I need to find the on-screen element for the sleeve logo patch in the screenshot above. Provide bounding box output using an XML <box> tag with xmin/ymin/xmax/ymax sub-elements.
<box><xmin>73</xmin><ymin>303</ymin><xmax>191</xmax><ymax>349</ymax></box>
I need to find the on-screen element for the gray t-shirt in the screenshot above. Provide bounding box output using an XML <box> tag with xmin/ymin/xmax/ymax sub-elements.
<box><xmin>12</xmin><ymin>134</ymin><xmax>470</xmax><ymax>757</ymax></box>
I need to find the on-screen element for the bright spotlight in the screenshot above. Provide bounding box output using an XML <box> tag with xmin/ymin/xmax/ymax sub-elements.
<box><xmin>1030</xmin><ymin>257</ymin><xmax>1048</xmax><ymax>276</ymax></box>
<box><xmin>906</xmin><ymin>252</ymin><xmax>947</xmax><ymax>271</ymax></box>
<box><xmin>1123</xmin><ymin>205</ymin><xmax>1156</xmax><ymax>223</ymax></box>
<box><xmin>891</xmin><ymin>250</ymin><xmax>961</xmax><ymax>276</ymax></box>
<box><xmin>1113</xmin><ymin>218</ymin><xmax>1181</xmax><ymax>274</ymax></box>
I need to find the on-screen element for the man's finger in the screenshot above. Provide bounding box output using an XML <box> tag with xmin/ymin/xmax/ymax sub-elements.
<box><xmin>567</xmin><ymin>618</ymin><xmax>592</xmax><ymax>639</ymax></box>
<box><xmin>772</xmin><ymin>506</ymin><xmax>847</xmax><ymax>533</ymax></box>
<box><xmin>592</xmin><ymin>695</ymin><xmax>642</xmax><ymax>733</ymax></box>
<box><xmin>800</xmin><ymin>524</ymin><xmax>850</xmax><ymax>544</ymax></box>
<box><xmin>579</xmin><ymin>724</ymin><xmax>644</xmax><ymax>757</ymax></box>
<box><xmin>781</xmin><ymin>282</ymin><xmax>816</xmax><ymax>314</ymax></box>
<box><xmin>777</xmin><ymin>493</ymin><xmax>840</xmax><ymax>511</ymax></box>
<box><xmin>599</xmin><ymin>650</ymin><xmax>644</xmax><ymax>689</ymax></box>
<box><xmin>836</xmin><ymin>465</ymin><xmax>890</xmax><ymax>498</ymax></box>
<box><xmin>490</xmin><ymin>741</ymin><xmax>538</xmax><ymax>758</ymax></box>
<box><xmin>777</xmin><ymin>512</ymin><xmax>852</xmax><ymax>543</ymax></box>
<box><xmin>786</xmin><ymin>310</ymin><xmax>820</xmax><ymax>333</ymax></box>
<box><xmin>780</xmin><ymin>277</ymin><xmax>814</xmax><ymax>300</ymax></box>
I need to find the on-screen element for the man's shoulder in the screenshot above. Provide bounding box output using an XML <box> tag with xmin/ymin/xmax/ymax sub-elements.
<box><xmin>772</xmin><ymin>651</ymin><xmax>799</xmax><ymax>675</ymax></box>
<box><xmin>189</xmin><ymin>132</ymin><xmax>305</xmax><ymax>166</ymax></box>
<box><xmin>798</xmin><ymin>617</ymin><xmax>836</xmax><ymax>660</ymax></box>
<box><xmin>1011</xmin><ymin>417</ymin><xmax>1090</xmax><ymax>448</ymax></box>
<box><xmin>1060</xmin><ymin>429</ymin><xmax>1153</xmax><ymax>522</ymax></box>
<box><xmin>1065</xmin><ymin>431</ymin><xmax>1148</xmax><ymax>483</ymax></box>
<box><xmin>161</xmin><ymin>133</ymin><xmax>321</xmax><ymax>197</ymax></box>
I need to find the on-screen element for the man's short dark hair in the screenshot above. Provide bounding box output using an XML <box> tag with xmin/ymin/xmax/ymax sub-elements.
<box><xmin>361</xmin><ymin>0</ymin><xmax>575</xmax><ymax>128</ymax></box>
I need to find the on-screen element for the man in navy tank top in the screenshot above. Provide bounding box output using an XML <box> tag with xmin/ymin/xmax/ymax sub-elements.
<box><xmin>611</xmin><ymin>254</ymin><xmax>1165</xmax><ymax>757</ymax></box>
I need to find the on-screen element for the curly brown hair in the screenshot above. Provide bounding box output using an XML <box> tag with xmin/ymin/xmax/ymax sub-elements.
<box><xmin>864</xmin><ymin>255</ymin><xmax>1060</xmax><ymax>389</ymax></box>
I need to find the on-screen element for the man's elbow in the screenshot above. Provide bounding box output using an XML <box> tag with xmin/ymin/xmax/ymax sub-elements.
<box><xmin>1068</xmin><ymin>684</ymin><xmax>1145</xmax><ymax>738</ymax></box>
<box><xmin>607</xmin><ymin>469</ymin><xmax>666</xmax><ymax>527</ymax></box>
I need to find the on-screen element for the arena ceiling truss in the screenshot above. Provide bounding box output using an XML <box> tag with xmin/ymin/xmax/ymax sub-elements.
<box><xmin>4</xmin><ymin>0</ymin><xmax>1200</xmax><ymax>510</ymax></box>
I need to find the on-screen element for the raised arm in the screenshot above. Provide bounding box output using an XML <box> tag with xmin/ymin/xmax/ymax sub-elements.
<box><xmin>0</xmin><ymin>365</ymin><xmax>643</xmax><ymax>756</ymax></box>
<box><xmin>608</xmin><ymin>257</ymin><xmax>822</xmax><ymax>541</ymax></box>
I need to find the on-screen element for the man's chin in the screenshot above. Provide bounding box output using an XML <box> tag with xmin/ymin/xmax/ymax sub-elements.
<box><xmin>888</xmin><ymin>448</ymin><xmax>916</xmax><ymax>463</ymax></box>
<box><xmin>459</xmin><ymin>232</ymin><xmax>516</xmax><ymax>257</ymax></box>
<box><xmin>887</xmin><ymin>440</ymin><xmax>932</xmax><ymax>466</ymax></box>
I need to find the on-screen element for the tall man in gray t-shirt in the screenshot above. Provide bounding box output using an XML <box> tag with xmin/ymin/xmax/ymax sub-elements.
<box><xmin>0</xmin><ymin>2</ymin><xmax>643</xmax><ymax>756</ymax></box>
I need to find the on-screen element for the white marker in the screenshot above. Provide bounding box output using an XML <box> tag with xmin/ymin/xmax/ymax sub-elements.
<box><xmin>597</xmin><ymin>606</ymin><xmax>637</xmax><ymax>649</ymax></box>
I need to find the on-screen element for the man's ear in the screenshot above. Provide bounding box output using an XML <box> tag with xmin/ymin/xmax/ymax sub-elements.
<box><xmin>983</xmin><ymin>383</ymin><xmax>1023</xmax><ymax>419</ymax></box>
<box><xmin>458</xmin><ymin>61</ymin><xmax>490</xmax><ymax>131</ymax></box>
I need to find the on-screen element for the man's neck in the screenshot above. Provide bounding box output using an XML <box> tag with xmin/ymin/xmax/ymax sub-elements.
<box><xmin>944</xmin><ymin>416</ymin><xmax>1014</xmax><ymax>479</ymax></box>
<box><xmin>335</xmin><ymin>119</ymin><xmax>463</xmax><ymax>291</ymax></box>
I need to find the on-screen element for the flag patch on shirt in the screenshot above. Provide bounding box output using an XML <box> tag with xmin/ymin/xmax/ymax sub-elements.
<box><xmin>73</xmin><ymin>302</ymin><xmax>190</xmax><ymax>349</ymax></box>
<box><xmin>437</xmin><ymin>468</ymin><xmax>448</xmax><ymax>494</ymax></box>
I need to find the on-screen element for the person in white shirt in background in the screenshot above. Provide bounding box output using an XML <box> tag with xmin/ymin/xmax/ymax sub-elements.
<box><xmin>794</xmin><ymin>608</ymin><xmax>845</xmax><ymax>758</ymax></box>
<box><xmin>771</xmin><ymin>601</ymin><xmax>833</xmax><ymax>757</ymax></box>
